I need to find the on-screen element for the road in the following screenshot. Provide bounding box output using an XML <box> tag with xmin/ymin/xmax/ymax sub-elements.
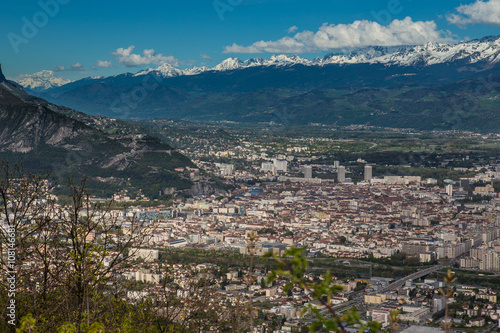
<box><xmin>332</xmin><ymin>263</ymin><xmax>449</xmax><ymax>312</ymax></box>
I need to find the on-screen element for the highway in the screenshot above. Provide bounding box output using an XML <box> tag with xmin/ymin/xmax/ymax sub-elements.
<box><xmin>331</xmin><ymin>263</ymin><xmax>449</xmax><ymax>312</ymax></box>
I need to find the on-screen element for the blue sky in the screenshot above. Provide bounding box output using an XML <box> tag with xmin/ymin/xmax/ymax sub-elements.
<box><xmin>1</xmin><ymin>0</ymin><xmax>500</xmax><ymax>80</ymax></box>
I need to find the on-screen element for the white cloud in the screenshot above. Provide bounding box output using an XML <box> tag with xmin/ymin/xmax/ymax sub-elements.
<box><xmin>111</xmin><ymin>46</ymin><xmax>179</xmax><ymax>67</ymax></box>
<box><xmin>225</xmin><ymin>37</ymin><xmax>308</xmax><ymax>53</ymax></box>
<box><xmin>200</xmin><ymin>53</ymin><xmax>213</xmax><ymax>61</ymax></box>
<box><xmin>70</xmin><ymin>63</ymin><xmax>84</xmax><ymax>71</ymax></box>
<box><xmin>53</xmin><ymin>63</ymin><xmax>84</xmax><ymax>72</ymax></box>
<box><xmin>287</xmin><ymin>25</ymin><xmax>298</xmax><ymax>33</ymax></box>
<box><xmin>447</xmin><ymin>0</ymin><xmax>500</xmax><ymax>27</ymax></box>
<box><xmin>96</xmin><ymin>60</ymin><xmax>113</xmax><ymax>68</ymax></box>
<box><xmin>53</xmin><ymin>65</ymin><xmax>66</xmax><ymax>72</ymax></box>
<box><xmin>224</xmin><ymin>17</ymin><xmax>453</xmax><ymax>53</ymax></box>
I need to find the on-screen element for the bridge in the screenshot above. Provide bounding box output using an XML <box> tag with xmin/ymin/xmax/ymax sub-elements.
<box><xmin>331</xmin><ymin>263</ymin><xmax>449</xmax><ymax>312</ymax></box>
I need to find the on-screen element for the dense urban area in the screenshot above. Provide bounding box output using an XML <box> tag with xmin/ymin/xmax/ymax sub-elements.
<box><xmin>3</xmin><ymin>123</ymin><xmax>500</xmax><ymax>332</ymax></box>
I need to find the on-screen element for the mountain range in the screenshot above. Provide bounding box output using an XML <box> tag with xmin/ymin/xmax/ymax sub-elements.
<box><xmin>15</xmin><ymin>70</ymin><xmax>72</xmax><ymax>92</ymax></box>
<box><xmin>0</xmin><ymin>65</ymin><xmax>203</xmax><ymax>198</ymax></box>
<box><xmin>18</xmin><ymin>35</ymin><xmax>500</xmax><ymax>90</ymax></box>
<box><xmin>14</xmin><ymin>35</ymin><xmax>500</xmax><ymax>132</ymax></box>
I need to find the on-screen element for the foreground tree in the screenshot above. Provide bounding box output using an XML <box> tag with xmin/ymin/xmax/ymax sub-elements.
<box><xmin>0</xmin><ymin>163</ymin><xmax>155</xmax><ymax>331</ymax></box>
<box><xmin>150</xmin><ymin>265</ymin><xmax>248</xmax><ymax>332</ymax></box>
<box><xmin>1</xmin><ymin>164</ymin><xmax>249</xmax><ymax>332</ymax></box>
<box><xmin>264</xmin><ymin>247</ymin><xmax>382</xmax><ymax>333</ymax></box>
<box><xmin>0</xmin><ymin>163</ymin><xmax>57</xmax><ymax>332</ymax></box>
<box><xmin>439</xmin><ymin>269</ymin><xmax>457</xmax><ymax>333</ymax></box>
<box><xmin>55</xmin><ymin>179</ymin><xmax>155</xmax><ymax>326</ymax></box>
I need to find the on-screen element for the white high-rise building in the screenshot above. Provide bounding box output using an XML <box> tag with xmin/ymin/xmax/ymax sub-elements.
<box><xmin>334</xmin><ymin>160</ymin><xmax>340</xmax><ymax>168</ymax></box>
<box><xmin>218</xmin><ymin>163</ymin><xmax>234</xmax><ymax>176</ymax></box>
<box><xmin>303</xmin><ymin>166</ymin><xmax>313</xmax><ymax>179</ymax></box>
<box><xmin>433</xmin><ymin>297</ymin><xmax>446</xmax><ymax>313</ymax></box>
<box><xmin>273</xmin><ymin>159</ymin><xmax>288</xmax><ymax>172</ymax></box>
<box><xmin>261</xmin><ymin>162</ymin><xmax>275</xmax><ymax>174</ymax></box>
<box><xmin>338</xmin><ymin>166</ymin><xmax>345</xmax><ymax>183</ymax></box>
<box><xmin>262</xmin><ymin>162</ymin><xmax>273</xmax><ymax>170</ymax></box>
<box><xmin>445</xmin><ymin>184</ymin><xmax>453</xmax><ymax>196</ymax></box>
<box><xmin>364</xmin><ymin>165</ymin><xmax>373</xmax><ymax>182</ymax></box>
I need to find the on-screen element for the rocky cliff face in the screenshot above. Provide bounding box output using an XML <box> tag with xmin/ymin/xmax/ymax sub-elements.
<box><xmin>0</xmin><ymin>86</ymin><xmax>92</xmax><ymax>152</ymax></box>
<box><xmin>187</xmin><ymin>182</ymin><xmax>215</xmax><ymax>196</ymax></box>
<box><xmin>0</xmin><ymin>64</ymin><xmax>6</xmax><ymax>82</ymax></box>
<box><xmin>0</xmin><ymin>65</ymin><xmax>230</xmax><ymax>198</ymax></box>
<box><xmin>0</xmin><ymin>79</ymin><xmax>195</xmax><ymax>197</ymax></box>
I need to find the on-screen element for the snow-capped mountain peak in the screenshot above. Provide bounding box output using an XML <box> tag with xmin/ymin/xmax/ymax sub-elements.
<box><xmin>242</xmin><ymin>57</ymin><xmax>265</xmax><ymax>67</ymax></box>
<box><xmin>14</xmin><ymin>70</ymin><xmax>72</xmax><ymax>92</ymax></box>
<box><xmin>267</xmin><ymin>54</ymin><xmax>312</xmax><ymax>66</ymax></box>
<box><xmin>213</xmin><ymin>57</ymin><xmax>244</xmax><ymax>71</ymax></box>
<box><xmin>333</xmin><ymin>36</ymin><xmax>500</xmax><ymax>66</ymax></box>
<box><xmin>183</xmin><ymin>66</ymin><xmax>210</xmax><ymax>76</ymax></box>
<box><xmin>15</xmin><ymin>35</ymin><xmax>500</xmax><ymax>92</ymax></box>
<box><xmin>134</xmin><ymin>63</ymin><xmax>184</xmax><ymax>78</ymax></box>
<box><xmin>138</xmin><ymin>35</ymin><xmax>500</xmax><ymax>79</ymax></box>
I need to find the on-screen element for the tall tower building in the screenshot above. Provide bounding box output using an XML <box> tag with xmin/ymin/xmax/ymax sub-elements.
<box><xmin>445</xmin><ymin>184</ymin><xmax>453</xmax><ymax>197</ymax></box>
<box><xmin>364</xmin><ymin>165</ymin><xmax>373</xmax><ymax>182</ymax></box>
<box><xmin>338</xmin><ymin>166</ymin><xmax>345</xmax><ymax>183</ymax></box>
<box><xmin>303</xmin><ymin>166</ymin><xmax>313</xmax><ymax>179</ymax></box>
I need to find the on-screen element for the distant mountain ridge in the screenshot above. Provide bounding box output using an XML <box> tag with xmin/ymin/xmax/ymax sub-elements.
<box><xmin>315</xmin><ymin>35</ymin><xmax>500</xmax><ymax>67</ymax></box>
<box><xmin>0</xmin><ymin>66</ymin><xmax>198</xmax><ymax>198</ymax></box>
<box><xmin>12</xmin><ymin>35</ymin><xmax>500</xmax><ymax>133</ymax></box>
<box><xmin>14</xmin><ymin>70</ymin><xmax>73</xmax><ymax>92</ymax></box>
<box><xmin>139</xmin><ymin>35</ymin><xmax>500</xmax><ymax>74</ymax></box>
<box><xmin>15</xmin><ymin>35</ymin><xmax>500</xmax><ymax>91</ymax></box>
<box><xmin>85</xmin><ymin>35</ymin><xmax>500</xmax><ymax>78</ymax></box>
